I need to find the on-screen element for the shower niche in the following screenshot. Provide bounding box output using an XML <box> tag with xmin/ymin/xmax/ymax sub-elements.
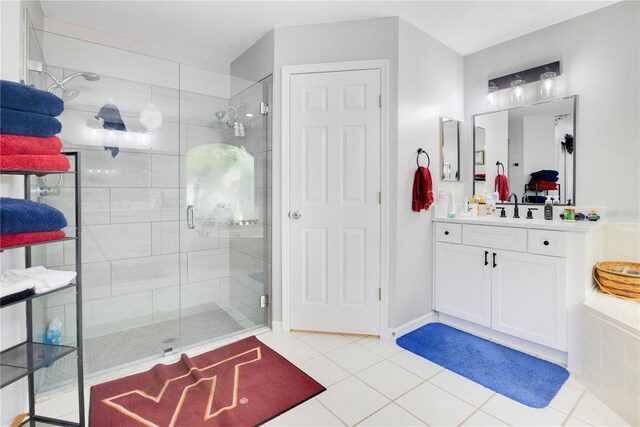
<box><xmin>25</xmin><ymin>25</ymin><xmax>272</xmax><ymax>393</ymax></box>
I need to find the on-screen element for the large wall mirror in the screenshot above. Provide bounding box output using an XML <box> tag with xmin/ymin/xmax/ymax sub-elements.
<box><xmin>441</xmin><ymin>117</ymin><xmax>460</xmax><ymax>181</ymax></box>
<box><xmin>473</xmin><ymin>95</ymin><xmax>576</xmax><ymax>205</ymax></box>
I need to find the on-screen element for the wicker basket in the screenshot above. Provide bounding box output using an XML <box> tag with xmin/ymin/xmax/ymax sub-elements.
<box><xmin>593</xmin><ymin>261</ymin><xmax>640</xmax><ymax>301</ymax></box>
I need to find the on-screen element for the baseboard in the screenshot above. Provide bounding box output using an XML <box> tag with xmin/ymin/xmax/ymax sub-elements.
<box><xmin>387</xmin><ymin>311</ymin><xmax>439</xmax><ymax>339</ymax></box>
<box><xmin>271</xmin><ymin>320</ymin><xmax>283</xmax><ymax>333</ymax></box>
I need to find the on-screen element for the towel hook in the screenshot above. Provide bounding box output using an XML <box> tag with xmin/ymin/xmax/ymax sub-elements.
<box><xmin>496</xmin><ymin>161</ymin><xmax>505</xmax><ymax>175</ymax></box>
<box><xmin>417</xmin><ymin>148</ymin><xmax>430</xmax><ymax>168</ymax></box>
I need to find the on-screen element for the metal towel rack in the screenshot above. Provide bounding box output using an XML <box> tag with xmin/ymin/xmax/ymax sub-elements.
<box><xmin>496</xmin><ymin>161</ymin><xmax>505</xmax><ymax>175</ymax></box>
<box><xmin>417</xmin><ymin>148</ymin><xmax>430</xmax><ymax>168</ymax></box>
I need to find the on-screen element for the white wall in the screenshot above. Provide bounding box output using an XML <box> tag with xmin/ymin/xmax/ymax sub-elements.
<box><xmin>464</xmin><ymin>1</ymin><xmax>640</xmax><ymax>230</ymax></box>
<box><xmin>474</xmin><ymin>111</ymin><xmax>508</xmax><ymax>198</ymax></box>
<box><xmin>394</xmin><ymin>19</ymin><xmax>464</xmax><ymax>327</ymax></box>
<box><xmin>0</xmin><ymin>2</ymin><xmax>45</xmax><ymax>424</ymax></box>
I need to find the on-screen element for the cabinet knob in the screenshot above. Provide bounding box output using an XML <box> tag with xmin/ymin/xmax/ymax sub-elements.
<box><xmin>543</xmin><ymin>240</ymin><xmax>550</xmax><ymax>246</ymax></box>
<box><xmin>444</xmin><ymin>231</ymin><xmax>450</xmax><ymax>236</ymax></box>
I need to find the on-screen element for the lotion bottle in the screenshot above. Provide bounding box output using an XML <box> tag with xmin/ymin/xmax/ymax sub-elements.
<box><xmin>544</xmin><ymin>196</ymin><xmax>553</xmax><ymax>220</ymax></box>
<box><xmin>447</xmin><ymin>190</ymin><xmax>456</xmax><ymax>218</ymax></box>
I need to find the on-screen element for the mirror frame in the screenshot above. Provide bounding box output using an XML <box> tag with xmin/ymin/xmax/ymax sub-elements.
<box><xmin>472</xmin><ymin>95</ymin><xmax>577</xmax><ymax>205</ymax></box>
<box><xmin>440</xmin><ymin>117</ymin><xmax>461</xmax><ymax>182</ymax></box>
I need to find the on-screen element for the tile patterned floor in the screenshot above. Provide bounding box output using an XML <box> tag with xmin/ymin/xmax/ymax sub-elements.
<box><xmin>36</xmin><ymin>330</ymin><xmax>631</xmax><ymax>426</ymax></box>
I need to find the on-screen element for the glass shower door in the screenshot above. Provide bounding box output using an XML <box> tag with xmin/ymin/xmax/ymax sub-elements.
<box><xmin>179</xmin><ymin>75</ymin><xmax>271</xmax><ymax>347</ymax></box>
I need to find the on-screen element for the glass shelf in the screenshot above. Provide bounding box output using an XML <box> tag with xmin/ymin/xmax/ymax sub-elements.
<box><xmin>0</xmin><ymin>236</ymin><xmax>77</xmax><ymax>251</ymax></box>
<box><xmin>0</xmin><ymin>283</ymin><xmax>77</xmax><ymax>309</ymax></box>
<box><xmin>0</xmin><ymin>341</ymin><xmax>77</xmax><ymax>389</ymax></box>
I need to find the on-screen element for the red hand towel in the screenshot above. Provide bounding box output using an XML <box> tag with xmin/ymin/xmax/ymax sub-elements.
<box><xmin>527</xmin><ymin>181</ymin><xmax>558</xmax><ymax>191</ymax></box>
<box><xmin>0</xmin><ymin>134</ymin><xmax>62</xmax><ymax>155</ymax></box>
<box><xmin>0</xmin><ymin>154</ymin><xmax>70</xmax><ymax>172</ymax></box>
<box><xmin>0</xmin><ymin>230</ymin><xmax>66</xmax><ymax>249</ymax></box>
<box><xmin>412</xmin><ymin>166</ymin><xmax>434</xmax><ymax>212</ymax></box>
<box><xmin>495</xmin><ymin>174</ymin><xmax>510</xmax><ymax>201</ymax></box>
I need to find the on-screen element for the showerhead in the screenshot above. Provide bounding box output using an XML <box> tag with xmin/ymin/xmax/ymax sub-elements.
<box><xmin>60</xmin><ymin>71</ymin><xmax>101</xmax><ymax>85</ymax></box>
<box><xmin>215</xmin><ymin>107</ymin><xmax>237</xmax><ymax>127</ymax></box>
<box><xmin>44</xmin><ymin>69</ymin><xmax>100</xmax><ymax>100</ymax></box>
<box><xmin>60</xmin><ymin>88</ymin><xmax>80</xmax><ymax>101</ymax></box>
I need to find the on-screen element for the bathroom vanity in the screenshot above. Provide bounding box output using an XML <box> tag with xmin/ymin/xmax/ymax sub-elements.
<box><xmin>432</xmin><ymin>216</ymin><xmax>604</xmax><ymax>372</ymax></box>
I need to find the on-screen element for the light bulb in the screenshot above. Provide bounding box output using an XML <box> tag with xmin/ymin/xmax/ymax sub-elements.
<box><xmin>486</xmin><ymin>83</ymin><xmax>500</xmax><ymax>110</ymax></box>
<box><xmin>510</xmin><ymin>78</ymin><xmax>526</xmax><ymax>105</ymax></box>
<box><xmin>540</xmin><ymin>71</ymin><xmax>556</xmax><ymax>98</ymax></box>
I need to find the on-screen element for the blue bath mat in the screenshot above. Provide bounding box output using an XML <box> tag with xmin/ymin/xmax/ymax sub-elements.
<box><xmin>396</xmin><ymin>323</ymin><xmax>569</xmax><ymax>408</ymax></box>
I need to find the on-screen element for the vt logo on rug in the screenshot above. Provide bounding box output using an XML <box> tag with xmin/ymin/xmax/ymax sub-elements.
<box><xmin>90</xmin><ymin>336</ymin><xmax>325</xmax><ymax>426</ymax></box>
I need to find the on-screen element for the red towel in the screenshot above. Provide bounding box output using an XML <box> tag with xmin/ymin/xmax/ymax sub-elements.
<box><xmin>0</xmin><ymin>230</ymin><xmax>66</xmax><ymax>248</ymax></box>
<box><xmin>412</xmin><ymin>166</ymin><xmax>433</xmax><ymax>212</ymax></box>
<box><xmin>527</xmin><ymin>181</ymin><xmax>558</xmax><ymax>191</ymax></box>
<box><xmin>495</xmin><ymin>174</ymin><xmax>510</xmax><ymax>201</ymax></box>
<box><xmin>0</xmin><ymin>154</ymin><xmax>70</xmax><ymax>172</ymax></box>
<box><xmin>0</xmin><ymin>134</ymin><xmax>62</xmax><ymax>155</ymax></box>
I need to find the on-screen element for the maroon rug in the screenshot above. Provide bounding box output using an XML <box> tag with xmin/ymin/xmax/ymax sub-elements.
<box><xmin>90</xmin><ymin>336</ymin><xmax>325</xmax><ymax>426</ymax></box>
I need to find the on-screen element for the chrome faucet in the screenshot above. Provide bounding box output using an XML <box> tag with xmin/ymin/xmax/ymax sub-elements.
<box><xmin>508</xmin><ymin>193</ymin><xmax>520</xmax><ymax>218</ymax></box>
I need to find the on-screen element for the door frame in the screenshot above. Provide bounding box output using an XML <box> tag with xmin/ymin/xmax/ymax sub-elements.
<box><xmin>281</xmin><ymin>60</ymin><xmax>391</xmax><ymax>338</ymax></box>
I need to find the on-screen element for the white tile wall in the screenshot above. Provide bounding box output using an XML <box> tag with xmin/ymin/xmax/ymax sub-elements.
<box><xmin>111</xmin><ymin>254</ymin><xmax>180</xmax><ymax>295</ymax></box>
<box><xmin>110</xmin><ymin>188</ymin><xmax>179</xmax><ymax>223</ymax></box>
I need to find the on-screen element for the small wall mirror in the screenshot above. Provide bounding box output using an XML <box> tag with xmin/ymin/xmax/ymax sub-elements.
<box><xmin>473</xmin><ymin>95</ymin><xmax>576</xmax><ymax>205</ymax></box>
<box><xmin>441</xmin><ymin>117</ymin><xmax>460</xmax><ymax>181</ymax></box>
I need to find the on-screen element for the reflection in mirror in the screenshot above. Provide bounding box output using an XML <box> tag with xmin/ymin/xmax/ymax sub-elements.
<box><xmin>473</xmin><ymin>96</ymin><xmax>575</xmax><ymax>205</ymax></box>
<box><xmin>440</xmin><ymin>117</ymin><xmax>460</xmax><ymax>181</ymax></box>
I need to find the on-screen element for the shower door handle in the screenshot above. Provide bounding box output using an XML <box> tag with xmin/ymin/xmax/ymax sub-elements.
<box><xmin>187</xmin><ymin>205</ymin><xmax>195</xmax><ymax>229</ymax></box>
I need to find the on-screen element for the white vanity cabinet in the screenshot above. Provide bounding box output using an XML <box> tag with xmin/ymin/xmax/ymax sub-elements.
<box><xmin>434</xmin><ymin>221</ymin><xmax>571</xmax><ymax>352</ymax></box>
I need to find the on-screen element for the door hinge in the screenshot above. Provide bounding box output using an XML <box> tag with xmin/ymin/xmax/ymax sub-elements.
<box><xmin>378</xmin><ymin>288</ymin><xmax>382</xmax><ymax>301</ymax></box>
<box><xmin>378</xmin><ymin>94</ymin><xmax>382</xmax><ymax>108</ymax></box>
<box><xmin>378</xmin><ymin>192</ymin><xmax>382</xmax><ymax>205</ymax></box>
<box><xmin>260</xmin><ymin>295</ymin><xmax>269</xmax><ymax>308</ymax></box>
<box><xmin>260</xmin><ymin>102</ymin><xmax>269</xmax><ymax>115</ymax></box>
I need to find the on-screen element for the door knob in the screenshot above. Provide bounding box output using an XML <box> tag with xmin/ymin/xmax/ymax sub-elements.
<box><xmin>290</xmin><ymin>211</ymin><xmax>302</xmax><ymax>220</ymax></box>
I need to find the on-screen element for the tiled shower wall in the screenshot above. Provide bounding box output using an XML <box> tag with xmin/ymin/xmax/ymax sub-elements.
<box><xmin>31</xmin><ymin>67</ymin><xmax>270</xmax><ymax>343</ymax></box>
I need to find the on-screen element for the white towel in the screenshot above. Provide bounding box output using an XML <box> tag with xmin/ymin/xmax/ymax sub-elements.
<box><xmin>1</xmin><ymin>266</ymin><xmax>76</xmax><ymax>296</ymax></box>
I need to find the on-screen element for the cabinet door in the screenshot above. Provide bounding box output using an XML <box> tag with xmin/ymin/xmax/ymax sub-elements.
<box><xmin>435</xmin><ymin>242</ymin><xmax>492</xmax><ymax>327</ymax></box>
<box><xmin>491</xmin><ymin>251</ymin><xmax>567</xmax><ymax>350</ymax></box>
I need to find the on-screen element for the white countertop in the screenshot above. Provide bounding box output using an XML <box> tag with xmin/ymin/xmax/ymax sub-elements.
<box><xmin>433</xmin><ymin>215</ymin><xmax>606</xmax><ymax>232</ymax></box>
<box><xmin>583</xmin><ymin>290</ymin><xmax>640</xmax><ymax>336</ymax></box>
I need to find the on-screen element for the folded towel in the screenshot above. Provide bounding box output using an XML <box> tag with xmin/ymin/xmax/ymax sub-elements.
<box><xmin>530</xmin><ymin>170</ymin><xmax>559</xmax><ymax>182</ymax></box>
<box><xmin>0</xmin><ymin>154</ymin><xmax>70</xmax><ymax>172</ymax></box>
<box><xmin>0</xmin><ymin>230</ymin><xmax>66</xmax><ymax>248</ymax></box>
<box><xmin>0</xmin><ymin>288</ymin><xmax>35</xmax><ymax>307</ymax></box>
<box><xmin>2</xmin><ymin>266</ymin><xmax>76</xmax><ymax>294</ymax></box>
<box><xmin>0</xmin><ymin>134</ymin><xmax>63</xmax><ymax>155</ymax></box>
<box><xmin>529</xmin><ymin>176</ymin><xmax>559</xmax><ymax>183</ymax></box>
<box><xmin>0</xmin><ymin>80</ymin><xmax>64</xmax><ymax>117</ymax></box>
<box><xmin>0</xmin><ymin>108</ymin><xmax>62</xmax><ymax>137</ymax></box>
<box><xmin>0</xmin><ymin>274</ymin><xmax>38</xmax><ymax>297</ymax></box>
<box><xmin>0</xmin><ymin>197</ymin><xmax>67</xmax><ymax>235</ymax></box>
<box><xmin>527</xmin><ymin>181</ymin><xmax>558</xmax><ymax>191</ymax></box>
<box><xmin>526</xmin><ymin>196</ymin><xmax>547</xmax><ymax>203</ymax></box>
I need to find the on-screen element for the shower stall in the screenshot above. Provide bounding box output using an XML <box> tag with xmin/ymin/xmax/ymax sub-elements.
<box><xmin>24</xmin><ymin>22</ymin><xmax>272</xmax><ymax>393</ymax></box>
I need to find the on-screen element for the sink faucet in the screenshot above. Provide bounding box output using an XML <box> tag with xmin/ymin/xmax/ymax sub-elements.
<box><xmin>508</xmin><ymin>193</ymin><xmax>520</xmax><ymax>218</ymax></box>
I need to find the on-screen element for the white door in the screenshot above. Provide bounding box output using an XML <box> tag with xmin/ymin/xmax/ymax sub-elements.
<box><xmin>289</xmin><ymin>69</ymin><xmax>381</xmax><ymax>335</ymax></box>
<box><xmin>492</xmin><ymin>251</ymin><xmax>567</xmax><ymax>350</ymax></box>
<box><xmin>435</xmin><ymin>243</ymin><xmax>492</xmax><ymax>327</ymax></box>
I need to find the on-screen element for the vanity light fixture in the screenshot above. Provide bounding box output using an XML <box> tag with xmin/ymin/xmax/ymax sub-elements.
<box><xmin>510</xmin><ymin>76</ymin><xmax>526</xmax><ymax>105</ymax></box>
<box><xmin>540</xmin><ymin>67</ymin><xmax>557</xmax><ymax>98</ymax></box>
<box><xmin>486</xmin><ymin>82</ymin><xmax>500</xmax><ymax>110</ymax></box>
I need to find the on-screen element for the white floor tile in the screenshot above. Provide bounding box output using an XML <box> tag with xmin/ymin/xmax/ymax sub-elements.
<box><xmin>429</xmin><ymin>369</ymin><xmax>494</xmax><ymax>407</ymax></box>
<box><xmin>266</xmin><ymin>398</ymin><xmax>345</xmax><ymax>426</ymax></box>
<box><xmin>299</xmin><ymin>333</ymin><xmax>354</xmax><ymax>353</ymax></box>
<box><xmin>563</xmin><ymin>416</ymin><xmax>593</xmax><ymax>426</ymax></box>
<box><xmin>549</xmin><ymin>384</ymin><xmax>584</xmax><ymax>414</ymax></box>
<box><xmin>259</xmin><ymin>335</ymin><xmax>319</xmax><ymax>364</ymax></box>
<box><xmin>565</xmin><ymin>374</ymin><xmax>586</xmax><ymax>391</ymax></box>
<box><xmin>396</xmin><ymin>382</ymin><xmax>476</xmax><ymax>426</ymax></box>
<box><xmin>571</xmin><ymin>392</ymin><xmax>629</xmax><ymax>426</ymax></box>
<box><xmin>37</xmin><ymin>389</ymin><xmax>79</xmax><ymax>418</ymax></box>
<box><xmin>342</xmin><ymin>334</ymin><xmax>367</xmax><ymax>342</ymax></box>
<box><xmin>356</xmin><ymin>337</ymin><xmax>404</xmax><ymax>358</ymax></box>
<box><xmin>325</xmin><ymin>342</ymin><xmax>384</xmax><ymax>374</ymax></box>
<box><xmin>461</xmin><ymin>410</ymin><xmax>509</xmax><ymax>426</ymax></box>
<box><xmin>388</xmin><ymin>350</ymin><xmax>443</xmax><ymax>380</ymax></box>
<box><xmin>358</xmin><ymin>403</ymin><xmax>426</xmax><ymax>426</ymax></box>
<box><xmin>482</xmin><ymin>393</ymin><xmax>567</xmax><ymax>426</ymax></box>
<box><xmin>316</xmin><ymin>377</ymin><xmax>389</xmax><ymax>426</ymax></box>
<box><xmin>297</xmin><ymin>355</ymin><xmax>351</xmax><ymax>387</ymax></box>
<box><xmin>356</xmin><ymin>360</ymin><xmax>424</xmax><ymax>400</ymax></box>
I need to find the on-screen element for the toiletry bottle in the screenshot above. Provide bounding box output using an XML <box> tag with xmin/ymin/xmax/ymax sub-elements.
<box><xmin>544</xmin><ymin>196</ymin><xmax>553</xmax><ymax>220</ymax></box>
<box><xmin>447</xmin><ymin>190</ymin><xmax>456</xmax><ymax>218</ymax></box>
<box><xmin>44</xmin><ymin>318</ymin><xmax>62</xmax><ymax>366</ymax></box>
<box><xmin>464</xmin><ymin>198</ymin><xmax>470</xmax><ymax>214</ymax></box>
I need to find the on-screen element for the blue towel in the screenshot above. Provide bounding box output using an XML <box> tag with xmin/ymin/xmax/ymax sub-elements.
<box><xmin>530</xmin><ymin>170</ymin><xmax>559</xmax><ymax>181</ymax></box>
<box><xmin>0</xmin><ymin>108</ymin><xmax>62</xmax><ymax>137</ymax></box>
<box><xmin>0</xmin><ymin>197</ymin><xmax>67</xmax><ymax>235</ymax></box>
<box><xmin>0</xmin><ymin>80</ymin><xmax>64</xmax><ymax>117</ymax></box>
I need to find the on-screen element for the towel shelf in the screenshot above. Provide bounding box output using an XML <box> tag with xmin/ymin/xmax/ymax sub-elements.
<box><xmin>0</xmin><ymin>152</ymin><xmax>85</xmax><ymax>426</ymax></box>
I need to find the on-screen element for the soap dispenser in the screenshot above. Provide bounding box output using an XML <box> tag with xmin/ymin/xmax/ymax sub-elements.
<box><xmin>447</xmin><ymin>189</ymin><xmax>456</xmax><ymax>218</ymax></box>
<box><xmin>544</xmin><ymin>196</ymin><xmax>553</xmax><ymax>220</ymax></box>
